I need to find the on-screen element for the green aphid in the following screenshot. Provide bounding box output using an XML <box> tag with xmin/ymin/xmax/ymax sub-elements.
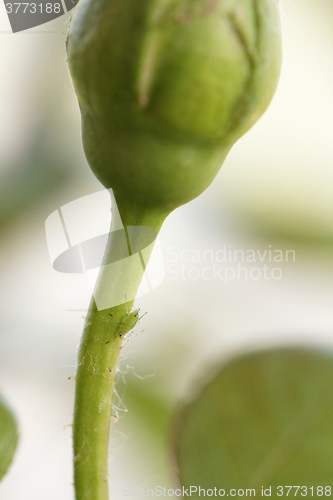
<box><xmin>106</xmin><ymin>307</ymin><xmax>146</xmax><ymax>344</ymax></box>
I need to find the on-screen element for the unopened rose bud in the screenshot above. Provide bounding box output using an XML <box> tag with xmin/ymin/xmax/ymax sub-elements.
<box><xmin>67</xmin><ymin>0</ymin><xmax>281</xmax><ymax>223</ymax></box>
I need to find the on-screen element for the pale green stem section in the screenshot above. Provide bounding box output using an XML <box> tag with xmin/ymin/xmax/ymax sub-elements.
<box><xmin>73</xmin><ymin>206</ymin><xmax>165</xmax><ymax>500</ymax></box>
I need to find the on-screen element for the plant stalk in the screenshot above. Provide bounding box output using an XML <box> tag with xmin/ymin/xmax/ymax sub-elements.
<box><xmin>73</xmin><ymin>203</ymin><xmax>165</xmax><ymax>500</ymax></box>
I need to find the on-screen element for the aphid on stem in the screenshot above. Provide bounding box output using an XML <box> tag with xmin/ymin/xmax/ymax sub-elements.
<box><xmin>105</xmin><ymin>297</ymin><xmax>146</xmax><ymax>344</ymax></box>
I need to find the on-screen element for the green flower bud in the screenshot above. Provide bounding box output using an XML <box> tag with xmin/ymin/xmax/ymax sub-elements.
<box><xmin>67</xmin><ymin>0</ymin><xmax>281</xmax><ymax>224</ymax></box>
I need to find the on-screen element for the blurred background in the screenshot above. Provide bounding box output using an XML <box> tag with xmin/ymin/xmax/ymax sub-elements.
<box><xmin>1</xmin><ymin>0</ymin><xmax>333</xmax><ymax>497</ymax></box>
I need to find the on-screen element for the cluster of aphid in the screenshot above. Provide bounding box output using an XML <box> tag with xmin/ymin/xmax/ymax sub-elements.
<box><xmin>81</xmin><ymin>300</ymin><xmax>146</xmax><ymax>348</ymax></box>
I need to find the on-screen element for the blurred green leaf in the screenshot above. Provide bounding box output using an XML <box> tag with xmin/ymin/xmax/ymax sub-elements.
<box><xmin>173</xmin><ymin>348</ymin><xmax>333</xmax><ymax>497</ymax></box>
<box><xmin>122</xmin><ymin>377</ymin><xmax>170</xmax><ymax>440</ymax></box>
<box><xmin>0</xmin><ymin>121</ymin><xmax>71</xmax><ymax>233</ymax></box>
<box><xmin>117</xmin><ymin>374</ymin><xmax>172</xmax><ymax>482</ymax></box>
<box><xmin>0</xmin><ymin>396</ymin><xmax>18</xmax><ymax>481</ymax></box>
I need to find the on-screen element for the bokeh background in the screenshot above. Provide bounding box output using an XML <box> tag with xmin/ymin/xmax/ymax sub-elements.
<box><xmin>1</xmin><ymin>0</ymin><xmax>333</xmax><ymax>497</ymax></box>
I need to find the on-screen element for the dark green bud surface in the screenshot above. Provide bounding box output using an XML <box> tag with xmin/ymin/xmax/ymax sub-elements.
<box><xmin>67</xmin><ymin>0</ymin><xmax>281</xmax><ymax>224</ymax></box>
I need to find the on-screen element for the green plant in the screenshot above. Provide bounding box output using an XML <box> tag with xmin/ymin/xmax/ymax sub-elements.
<box><xmin>66</xmin><ymin>0</ymin><xmax>281</xmax><ymax>498</ymax></box>
<box><xmin>0</xmin><ymin>396</ymin><xmax>18</xmax><ymax>483</ymax></box>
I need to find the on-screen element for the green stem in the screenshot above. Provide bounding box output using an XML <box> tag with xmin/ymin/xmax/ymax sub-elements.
<box><xmin>73</xmin><ymin>203</ymin><xmax>165</xmax><ymax>500</ymax></box>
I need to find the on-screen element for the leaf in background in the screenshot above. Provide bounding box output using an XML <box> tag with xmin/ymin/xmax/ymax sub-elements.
<box><xmin>0</xmin><ymin>396</ymin><xmax>18</xmax><ymax>481</ymax></box>
<box><xmin>173</xmin><ymin>348</ymin><xmax>333</xmax><ymax>497</ymax></box>
<box><xmin>0</xmin><ymin>120</ymin><xmax>71</xmax><ymax>234</ymax></box>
